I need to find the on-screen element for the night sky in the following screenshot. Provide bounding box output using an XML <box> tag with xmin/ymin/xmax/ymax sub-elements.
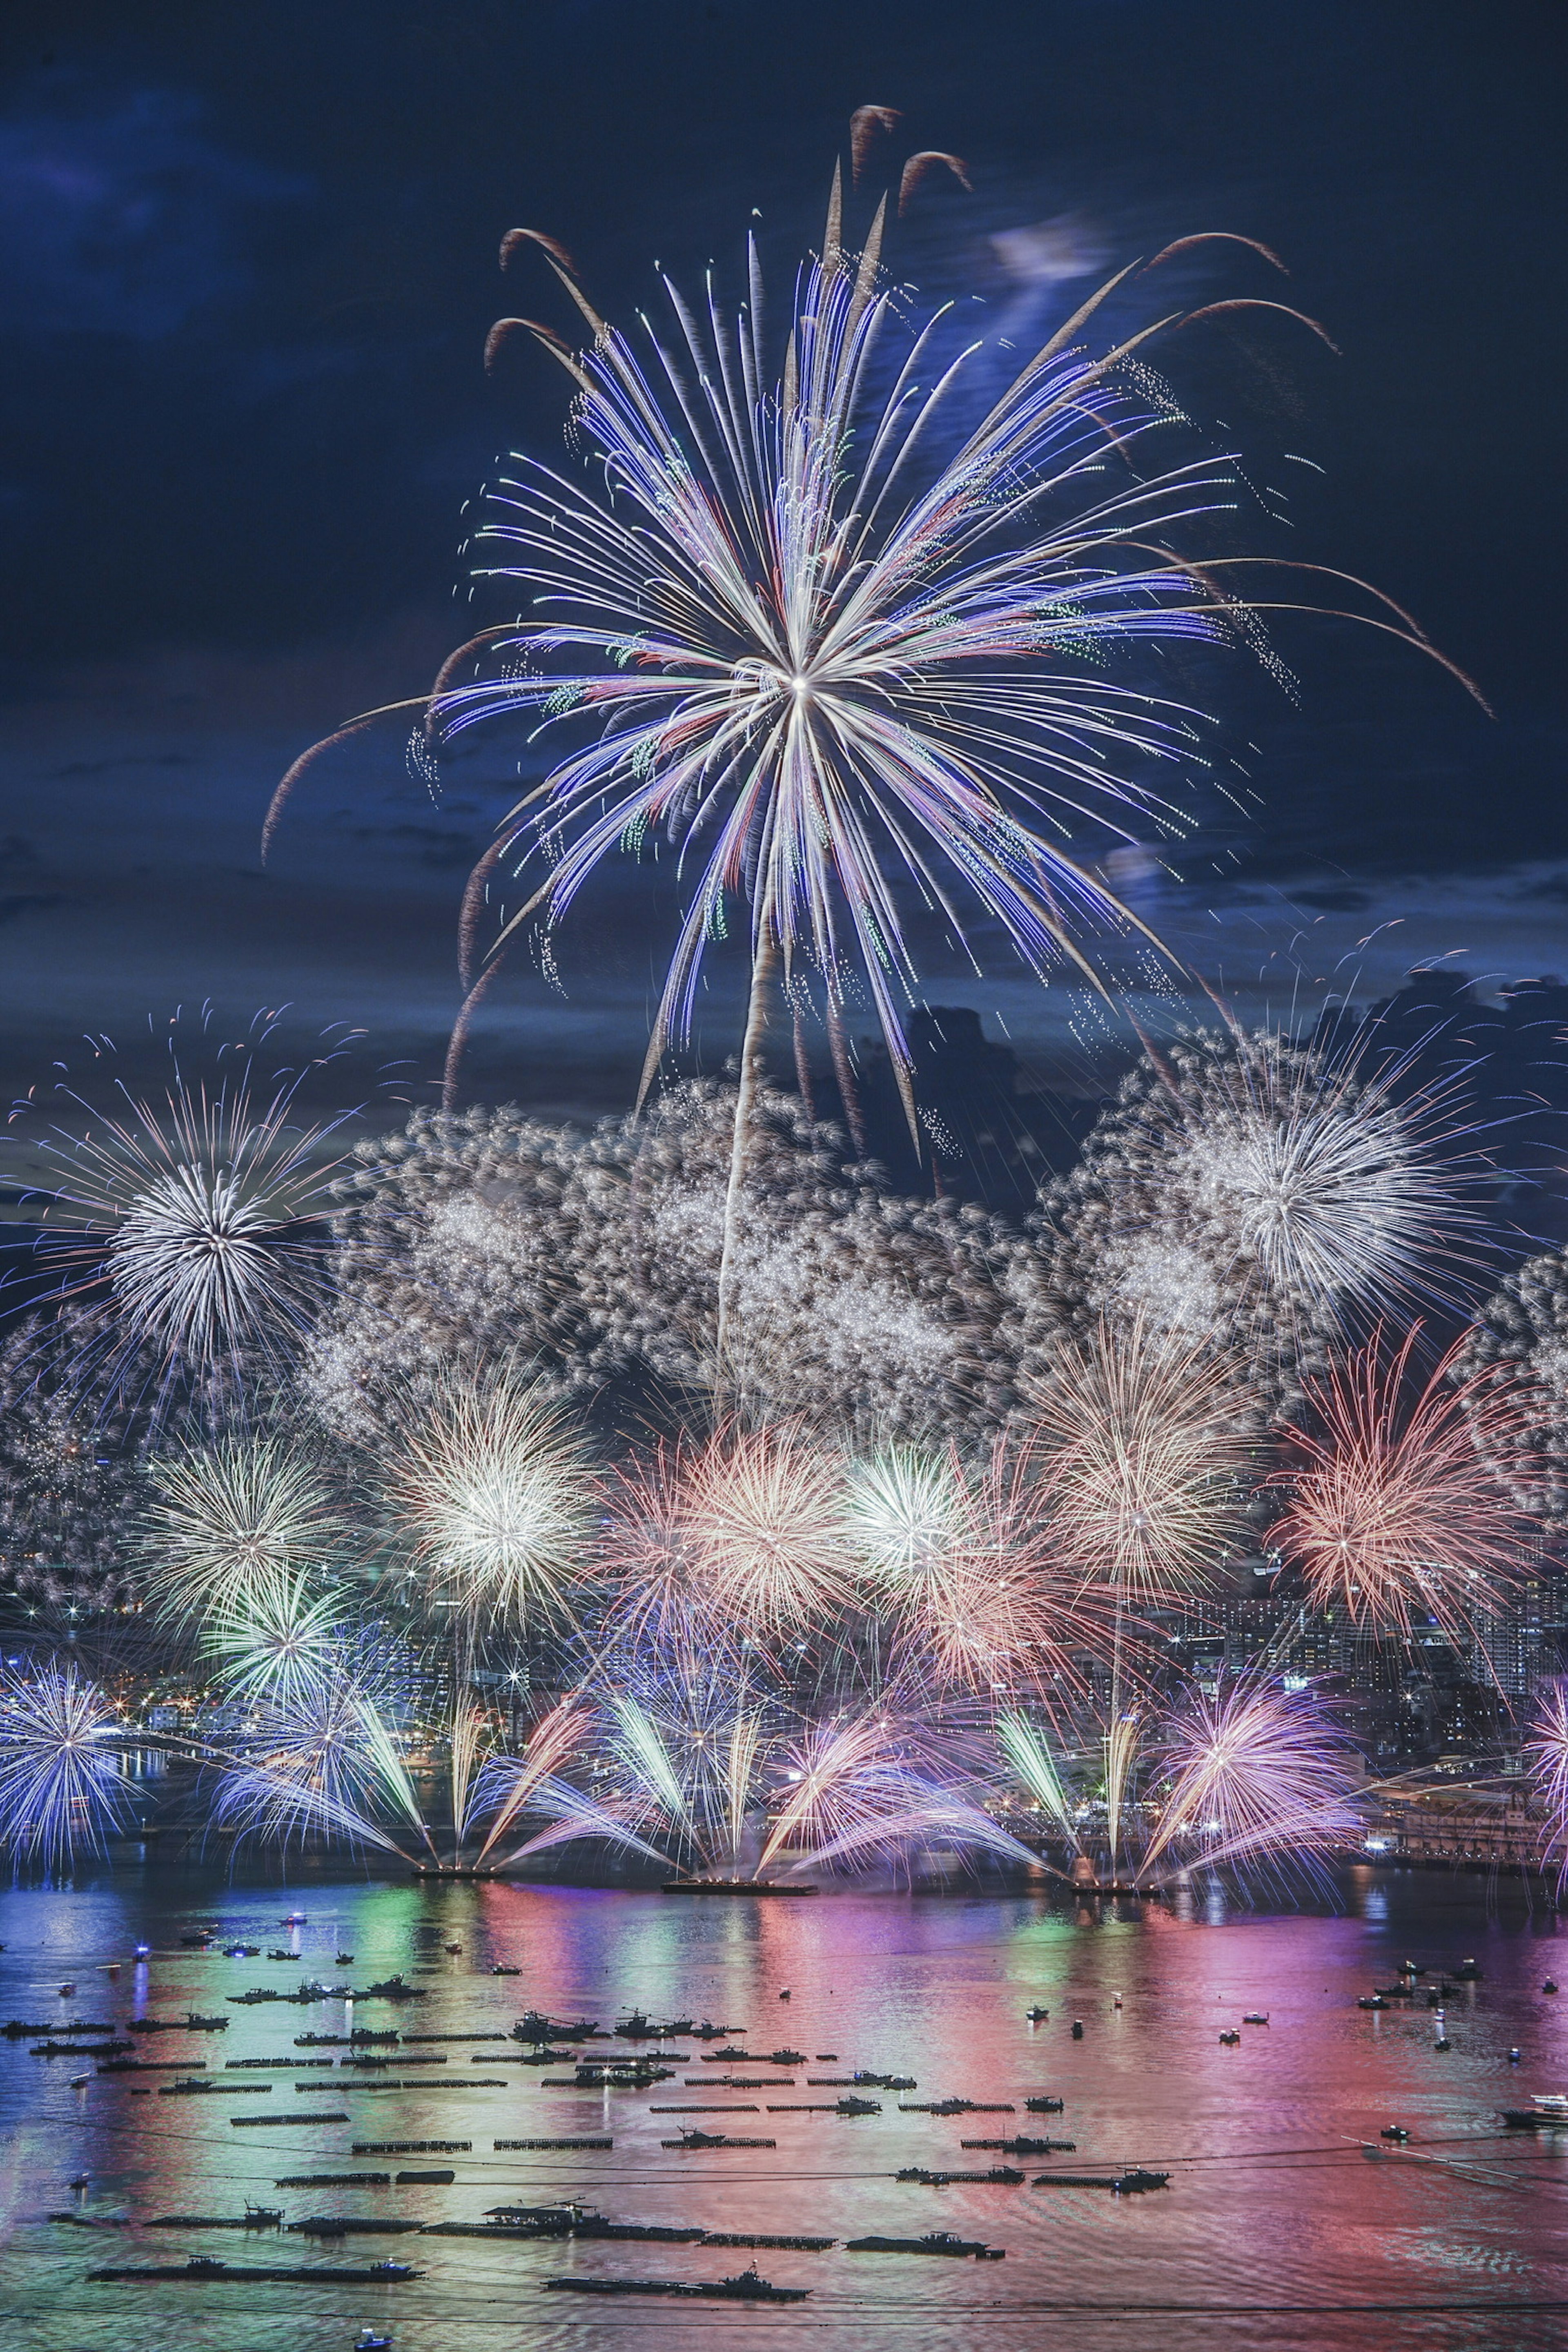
<box><xmin>0</xmin><ymin>0</ymin><xmax>1563</xmax><ymax>1184</ymax></box>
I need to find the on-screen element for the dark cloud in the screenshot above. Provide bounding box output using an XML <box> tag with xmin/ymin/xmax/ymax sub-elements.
<box><xmin>0</xmin><ymin>77</ymin><xmax>307</xmax><ymax>339</ymax></box>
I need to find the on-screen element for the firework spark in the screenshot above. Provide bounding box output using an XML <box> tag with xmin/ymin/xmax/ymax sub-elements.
<box><xmin>16</xmin><ymin>1013</ymin><xmax>353</xmax><ymax>1408</ymax></box>
<box><xmin>1140</xmin><ymin>1673</ymin><xmax>1362</xmax><ymax>1880</ymax></box>
<box><xmin>380</xmin><ymin>1363</ymin><xmax>598</xmax><ymax>1630</ymax></box>
<box><xmin>1040</xmin><ymin>1027</ymin><xmax>1483</xmax><ymax>1404</ymax></box>
<box><xmin>1026</xmin><ymin>1316</ymin><xmax>1253</xmax><ymax>1607</ymax></box>
<box><xmin>0</xmin><ymin>1662</ymin><xmax>138</xmax><ymax>1873</ymax></box>
<box><xmin>1271</xmin><ymin>1330</ymin><xmax>1529</xmax><ymax>1654</ymax></box>
<box><xmin>677</xmin><ymin>1420</ymin><xmax>853</xmax><ymax>1637</ymax></box>
<box><xmin>1526</xmin><ymin>1680</ymin><xmax>1568</xmax><ymax>1889</ymax></box>
<box><xmin>138</xmin><ymin>1436</ymin><xmax>344</xmax><ymax>1621</ymax></box>
<box><xmin>202</xmin><ymin>1571</ymin><xmax>350</xmax><ymax>1710</ymax></box>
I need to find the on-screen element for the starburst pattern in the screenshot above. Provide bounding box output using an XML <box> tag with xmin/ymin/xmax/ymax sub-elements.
<box><xmin>138</xmin><ymin>1436</ymin><xmax>343</xmax><ymax>1621</ymax></box>
<box><xmin>1271</xmin><ymin>1330</ymin><xmax>1528</xmax><ymax>1653</ymax></box>
<box><xmin>0</xmin><ymin>1662</ymin><xmax>137</xmax><ymax>1873</ymax></box>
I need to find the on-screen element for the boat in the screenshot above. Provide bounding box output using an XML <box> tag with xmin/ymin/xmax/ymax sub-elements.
<box><xmin>847</xmin><ymin>2232</ymin><xmax>1003</xmax><ymax>2259</ymax></box>
<box><xmin>288</xmin><ymin>2218</ymin><xmax>425</xmax><ymax>2237</ymax></box>
<box><xmin>962</xmin><ymin>2137</ymin><xmax>1075</xmax><ymax>2155</ymax></box>
<box><xmin>1219</xmin><ymin>2031</ymin><xmax>1241</xmax><ymax>2046</ymax></box>
<box><xmin>336</xmin><ymin>1953</ymin><xmax>356</xmax><ymax>1966</ymax></box>
<box><xmin>404</xmin><ymin>2032</ymin><xmax>504</xmax><ymax>2044</ymax></box>
<box><xmin>899</xmin><ymin>2098</ymin><xmax>1014</xmax><ymax>2116</ymax></box>
<box><xmin>3</xmin><ymin>2019</ymin><xmax>112</xmax><ymax>2038</ymax></box>
<box><xmin>613</xmin><ymin>2012</ymin><xmax>695</xmax><ymax>2039</ymax></box>
<box><xmin>32</xmin><ymin>2040</ymin><xmax>131</xmax><ymax>2058</ymax></box>
<box><xmin>1357</xmin><ymin>1996</ymin><xmax>1386</xmax><ymax>2011</ymax></box>
<box><xmin>661</xmin><ymin>2128</ymin><xmax>776</xmax><ymax>2149</ymax></box>
<box><xmin>444</xmin><ymin>1942</ymin><xmax>463</xmax><ymax>1955</ymax></box>
<box><xmin>1025</xmin><ymin>2006</ymin><xmax>1050</xmax><ymax>2022</ymax></box>
<box><xmin>354</xmin><ymin>1977</ymin><xmax>427</xmax><ymax>2002</ymax></box>
<box><xmin>1031</xmin><ymin>2168</ymin><xmax>1169</xmax><ymax>2192</ymax></box>
<box><xmin>352</xmin><ymin>2140</ymin><xmax>472</xmax><ymax>2155</ymax></box>
<box><xmin>222</xmin><ymin>1944</ymin><xmax>261</xmax><ymax>1959</ymax></box>
<box><xmin>69</xmin><ymin>2073</ymin><xmax>89</xmax><ymax>2088</ymax></box>
<box><xmin>1242</xmin><ymin>2013</ymin><xmax>1269</xmax><ymax>2026</ymax></box>
<box><xmin>491</xmin><ymin>1964</ymin><xmax>521</xmax><ymax>1976</ymax></box>
<box><xmin>1503</xmin><ymin>2094</ymin><xmax>1568</xmax><ymax>2129</ymax></box>
<box><xmin>700</xmin><ymin>2233</ymin><xmax>835</xmax><ymax>2251</ymax></box>
<box><xmin>145</xmin><ymin>2209</ymin><xmax>283</xmax><ymax>2230</ymax></box>
<box><xmin>1374</xmin><ymin>1984</ymin><xmax>1414</xmax><ymax>1999</ymax></box>
<box><xmin>49</xmin><ymin>2214</ymin><xmax>131</xmax><ymax>2227</ymax></box>
<box><xmin>232</xmin><ymin>2111</ymin><xmax>349</xmax><ymax>2126</ymax></box>
<box><xmin>766</xmin><ymin>2048</ymin><xmax>805</xmax><ymax>2064</ymax></box>
<box><xmin>354</xmin><ymin>2334</ymin><xmax>393</xmax><ymax>2351</ymax></box>
<box><xmin>1547</xmin><ymin>1980</ymin><xmax>1561</xmax><ymax>1995</ymax></box>
<box><xmin>91</xmin><ymin>2256</ymin><xmax>423</xmax><ymax>2283</ymax></box>
<box><xmin>1024</xmin><ymin>2097</ymin><xmax>1065</xmax><ymax>2114</ymax></box>
<box><xmin>281</xmin><ymin>1913</ymin><xmax>308</xmax><ymax>1924</ymax></box>
<box><xmin>543</xmin><ymin>2266</ymin><xmax>808</xmax><ymax>2301</ymax></box>
<box><xmin>897</xmin><ymin>2165</ymin><xmax>1025</xmax><ymax>2186</ymax></box>
<box><xmin>492</xmin><ymin>2137</ymin><xmax>611</xmax><ymax>2151</ymax></box>
<box><xmin>395</xmin><ymin>2169</ymin><xmax>454</xmax><ymax>2184</ymax></box>
<box><xmin>1071</xmin><ymin>2021</ymin><xmax>1085</xmax><ymax>2039</ymax></box>
<box><xmin>274</xmin><ymin>2173</ymin><xmax>392</xmax><ymax>2187</ymax></box>
<box><xmin>512</xmin><ymin>2012</ymin><xmax>600</xmax><ymax>2042</ymax></box>
<box><xmin>268</xmin><ymin>1949</ymin><xmax>294</xmax><ymax>1961</ymax></box>
<box><xmin>1380</xmin><ymin>2126</ymin><xmax>1410</xmax><ymax>2142</ymax></box>
<box><xmin>1456</xmin><ymin>1958</ymin><xmax>1484</xmax><ymax>1980</ymax></box>
<box><xmin>688</xmin><ymin>2022</ymin><xmax>744</xmax><ymax>2040</ymax></box>
<box><xmin>662</xmin><ymin>1879</ymin><xmax>818</xmax><ymax>1897</ymax></box>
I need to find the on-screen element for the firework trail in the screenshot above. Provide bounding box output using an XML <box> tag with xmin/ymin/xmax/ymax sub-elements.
<box><xmin>1038</xmin><ymin>1027</ymin><xmax>1484</xmax><ymax>1407</ymax></box>
<box><xmin>379</xmin><ymin>1361</ymin><xmax>598</xmax><ymax>1632</ymax></box>
<box><xmin>1271</xmin><ymin>1330</ymin><xmax>1529</xmax><ymax>1656</ymax></box>
<box><xmin>999</xmin><ymin>1675</ymin><xmax>1360</xmax><ymax>1887</ymax></box>
<box><xmin>0</xmin><ymin>1661</ymin><xmax>140</xmax><ymax>1873</ymax></box>
<box><xmin>12</xmin><ymin>1012</ymin><xmax>354</xmax><ymax>1414</ymax></box>
<box><xmin>138</xmin><ymin>1434</ymin><xmax>345</xmax><ymax>1623</ymax></box>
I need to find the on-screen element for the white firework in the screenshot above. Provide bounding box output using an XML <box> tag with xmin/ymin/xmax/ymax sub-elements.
<box><xmin>138</xmin><ymin>1436</ymin><xmax>344</xmax><ymax>1621</ymax></box>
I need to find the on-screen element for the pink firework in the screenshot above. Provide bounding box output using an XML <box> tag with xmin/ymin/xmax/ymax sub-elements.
<box><xmin>1271</xmin><ymin>1330</ymin><xmax>1530</xmax><ymax>1651</ymax></box>
<box><xmin>645</xmin><ymin>1419</ymin><xmax>853</xmax><ymax>1638</ymax></box>
<box><xmin>1525</xmin><ymin>1681</ymin><xmax>1568</xmax><ymax>1888</ymax></box>
<box><xmin>1140</xmin><ymin>1673</ymin><xmax>1363</xmax><ymax>1879</ymax></box>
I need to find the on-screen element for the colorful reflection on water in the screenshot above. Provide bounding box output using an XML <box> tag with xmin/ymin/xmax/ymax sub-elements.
<box><xmin>2</xmin><ymin>1866</ymin><xmax>1568</xmax><ymax>2350</ymax></box>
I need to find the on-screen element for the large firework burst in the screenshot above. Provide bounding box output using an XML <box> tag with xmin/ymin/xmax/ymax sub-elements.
<box><xmin>1025</xmin><ymin>1316</ymin><xmax>1254</xmax><ymax>1606</ymax></box>
<box><xmin>676</xmin><ymin>1419</ymin><xmax>854</xmax><ymax>1637</ymax></box>
<box><xmin>0</xmin><ymin>1661</ymin><xmax>139</xmax><ymax>1873</ymax></box>
<box><xmin>1037</xmin><ymin>1026</ymin><xmax>1481</xmax><ymax>1407</ymax></box>
<box><xmin>14</xmin><ymin>1013</ymin><xmax>352</xmax><ymax>1412</ymax></box>
<box><xmin>138</xmin><ymin>1435</ymin><xmax>345</xmax><ymax>1621</ymax></box>
<box><xmin>1270</xmin><ymin>1330</ymin><xmax>1529</xmax><ymax>1655</ymax></box>
<box><xmin>1455</xmin><ymin>1250</ymin><xmax>1568</xmax><ymax>1518</ymax></box>
<box><xmin>1525</xmin><ymin>1679</ymin><xmax>1568</xmax><ymax>1890</ymax></box>
<box><xmin>379</xmin><ymin>1363</ymin><xmax>598</xmax><ymax>1630</ymax></box>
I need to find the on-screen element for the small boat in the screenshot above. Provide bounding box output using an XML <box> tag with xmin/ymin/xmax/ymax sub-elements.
<box><xmin>1380</xmin><ymin>2125</ymin><xmax>1410</xmax><ymax>2142</ymax></box>
<box><xmin>1546</xmin><ymin>1980</ymin><xmax>1560</xmax><ymax>1995</ymax></box>
<box><xmin>962</xmin><ymin>2136</ymin><xmax>1075</xmax><ymax>2156</ymax></box>
<box><xmin>268</xmin><ymin>1949</ymin><xmax>294</xmax><ymax>1962</ymax></box>
<box><xmin>356</xmin><ymin>1976</ymin><xmax>427</xmax><ymax>2002</ymax></box>
<box><xmin>89</xmin><ymin>2257</ymin><xmax>423</xmax><ymax>2284</ymax></box>
<box><xmin>354</xmin><ymin>2334</ymin><xmax>393</xmax><ymax>2351</ymax></box>
<box><xmin>133</xmin><ymin>1944</ymin><xmax>151</xmax><ymax>1960</ymax></box>
<box><xmin>1357</xmin><ymin>1996</ymin><xmax>1386</xmax><ymax>2011</ymax></box>
<box><xmin>281</xmin><ymin>1913</ymin><xmax>308</xmax><ymax>1924</ymax></box>
<box><xmin>662</xmin><ymin>2128</ymin><xmax>776</xmax><ymax>2149</ymax></box>
<box><xmin>222</xmin><ymin>1944</ymin><xmax>261</xmax><ymax>1959</ymax></box>
<box><xmin>491</xmin><ymin>1964</ymin><xmax>520</xmax><ymax>1976</ymax></box>
<box><xmin>1024</xmin><ymin>2096</ymin><xmax>1065</xmax><ymax>2114</ymax></box>
<box><xmin>336</xmin><ymin>1953</ymin><xmax>355</xmax><ymax>1965</ymax></box>
<box><xmin>1502</xmin><ymin>2094</ymin><xmax>1568</xmax><ymax>2129</ymax></box>
<box><xmin>1455</xmin><ymin>1958</ymin><xmax>1484</xmax><ymax>1980</ymax></box>
<box><xmin>899</xmin><ymin>2098</ymin><xmax>1014</xmax><ymax>2116</ymax></box>
<box><xmin>1025</xmin><ymin>2006</ymin><xmax>1049</xmax><ymax>2022</ymax></box>
<box><xmin>68</xmin><ymin>2174</ymin><xmax>90</xmax><ymax>2189</ymax></box>
<box><xmin>58</xmin><ymin>1984</ymin><xmax>76</xmax><ymax>1998</ymax></box>
<box><xmin>444</xmin><ymin>1942</ymin><xmax>463</xmax><ymax>1955</ymax></box>
<box><xmin>1242</xmin><ymin>2013</ymin><xmax>1269</xmax><ymax>2026</ymax></box>
<box><xmin>1219</xmin><ymin>2031</ymin><xmax>1241</xmax><ymax>2046</ymax></box>
<box><xmin>69</xmin><ymin>2074</ymin><xmax>89</xmax><ymax>2089</ymax></box>
<box><xmin>688</xmin><ymin>2021</ymin><xmax>744</xmax><ymax>2040</ymax></box>
<box><xmin>104</xmin><ymin>1964</ymin><xmax>120</xmax><ymax>1980</ymax></box>
<box><xmin>1032</xmin><ymin>2167</ymin><xmax>1169</xmax><ymax>2193</ymax></box>
<box><xmin>544</xmin><ymin>2265</ymin><xmax>807</xmax><ymax>2302</ymax></box>
<box><xmin>847</xmin><ymin>2231</ymin><xmax>1003</xmax><ymax>2259</ymax></box>
<box><xmin>1071</xmin><ymin>2020</ymin><xmax>1084</xmax><ymax>2040</ymax></box>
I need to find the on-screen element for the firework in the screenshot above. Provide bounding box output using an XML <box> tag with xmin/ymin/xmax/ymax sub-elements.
<box><xmin>0</xmin><ymin>1661</ymin><xmax>138</xmax><ymax>1873</ymax></box>
<box><xmin>14</xmin><ymin>1012</ymin><xmax>353</xmax><ymax>1410</ymax></box>
<box><xmin>1038</xmin><ymin>1027</ymin><xmax>1481</xmax><ymax>1407</ymax></box>
<box><xmin>1000</xmin><ymin>1676</ymin><xmax>1361</xmax><ymax>1886</ymax></box>
<box><xmin>202</xmin><ymin>1571</ymin><xmax>350</xmax><ymax>1710</ymax></box>
<box><xmin>0</xmin><ymin>1311</ymin><xmax>145</xmax><ymax>1615</ymax></box>
<box><xmin>1526</xmin><ymin>1680</ymin><xmax>1568</xmax><ymax>1888</ymax></box>
<box><xmin>1271</xmin><ymin>1330</ymin><xmax>1529</xmax><ymax>1655</ymax></box>
<box><xmin>138</xmin><ymin>1436</ymin><xmax>345</xmax><ymax>1621</ymax></box>
<box><xmin>379</xmin><ymin>1363</ymin><xmax>598</xmax><ymax>1630</ymax></box>
<box><xmin>210</xmin><ymin>1667</ymin><xmax>430</xmax><ymax>1860</ymax></box>
<box><xmin>1025</xmin><ymin>1316</ymin><xmax>1254</xmax><ymax>1606</ymax></box>
<box><xmin>676</xmin><ymin>1420</ymin><xmax>853</xmax><ymax>1637</ymax></box>
<box><xmin>849</xmin><ymin>1439</ymin><xmax>1110</xmax><ymax>1698</ymax></box>
<box><xmin>1456</xmin><ymin>1251</ymin><xmax>1568</xmax><ymax>1518</ymax></box>
<box><xmin>305</xmin><ymin>1080</ymin><xmax>1027</xmax><ymax>1445</ymax></box>
<box><xmin>1139</xmin><ymin>1674</ymin><xmax>1362</xmax><ymax>1880</ymax></box>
